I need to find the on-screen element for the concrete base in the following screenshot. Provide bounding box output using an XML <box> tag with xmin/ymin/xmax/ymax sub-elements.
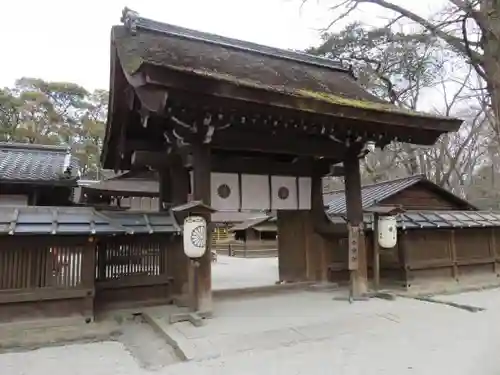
<box><xmin>169</xmin><ymin>310</ymin><xmax>213</xmax><ymax>327</ymax></box>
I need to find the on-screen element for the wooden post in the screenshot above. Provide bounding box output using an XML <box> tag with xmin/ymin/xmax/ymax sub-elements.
<box><xmin>158</xmin><ymin>167</ymin><xmax>172</xmax><ymax>211</ymax></box>
<box><xmin>81</xmin><ymin>238</ymin><xmax>96</xmax><ymax>323</ymax></box>
<box><xmin>310</xmin><ymin>162</ymin><xmax>328</xmax><ymax>281</ymax></box>
<box><xmin>166</xmin><ymin>156</ymin><xmax>190</xmax><ymax>299</ymax></box>
<box><xmin>344</xmin><ymin>152</ymin><xmax>368</xmax><ymax>297</ymax></box>
<box><xmin>398</xmin><ymin>233</ymin><xmax>410</xmax><ymax>288</ymax></box>
<box><xmin>373</xmin><ymin>213</ymin><xmax>380</xmax><ymax>290</ymax></box>
<box><xmin>489</xmin><ymin>228</ymin><xmax>497</xmax><ymax>276</ymax></box>
<box><xmin>450</xmin><ymin>230</ymin><xmax>458</xmax><ymax>281</ymax></box>
<box><xmin>191</xmin><ymin>143</ymin><xmax>212</xmax><ymax>313</ymax></box>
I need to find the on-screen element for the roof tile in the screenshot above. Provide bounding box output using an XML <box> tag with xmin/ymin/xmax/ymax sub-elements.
<box><xmin>328</xmin><ymin>210</ymin><xmax>500</xmax><ymax>230</ymax></box>
<box><xmin>0</xmin><ymin>142</ymin><xmax>79</xmax><ymax>184</ymax></box>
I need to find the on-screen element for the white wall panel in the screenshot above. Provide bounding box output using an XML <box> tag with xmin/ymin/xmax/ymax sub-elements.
<box><xmin>298</xmin><ymin>177</ymin><xmax>312</xmax><ymax>210</ymax></box>
<box><xmin>211</xmin><ymin>172</ymin><xmax>240</xmax><ymax>210</ymax></box>
<box><xmin>241</xmin><ymin>174</ymin><xmax>270</xmax><ymax>210</ymax></box>
<box><xmin>271</xmin><ymin>176</ymin><xmax>297</xmax><ymax>210</ymax></box>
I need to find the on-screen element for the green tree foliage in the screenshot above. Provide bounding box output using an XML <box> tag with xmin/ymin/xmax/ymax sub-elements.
<box><xmin>0</xmin><ymin>78</ymin><xmax>108</xmax><ymax>179</ymax></box>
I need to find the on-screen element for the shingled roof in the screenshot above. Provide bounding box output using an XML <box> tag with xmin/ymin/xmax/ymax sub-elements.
<box><xmin>0</xmin><ymin>142</ymin><xmax>80</xmax><ymax>185</ymax></box>
<box><xmin>324</xmin><ymin>174</ymin><xmax>477</xmax><ymax>214</ymax></box>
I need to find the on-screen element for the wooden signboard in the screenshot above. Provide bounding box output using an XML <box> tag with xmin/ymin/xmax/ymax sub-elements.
<box><xmin>348</xmin><ymin>224</ymin><xmax>360</xmax><ymax>271</ymax></box>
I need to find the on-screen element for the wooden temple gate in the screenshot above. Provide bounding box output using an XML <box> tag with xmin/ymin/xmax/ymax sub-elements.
<box><xmin>100</xmin><ymin>9</ymin><xmax>462</xmax><ymax>312</ymax></box>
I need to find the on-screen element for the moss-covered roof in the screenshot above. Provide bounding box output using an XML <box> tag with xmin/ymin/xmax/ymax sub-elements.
<box><xmin>112</xmin><ymin>25</ymin><xmax>456</xmax><ymax>119</ymax></box>
<box><xmin>113</xmin><ymin>26</ymin><xmax>408</xmax><ymax>106</ymax></box>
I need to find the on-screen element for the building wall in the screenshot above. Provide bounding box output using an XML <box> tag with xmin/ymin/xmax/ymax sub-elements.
<box><xmin>0</xmin><ymin>194</ymin><xmax>28</xmax><ymax>206</ymax></box>
<box><xmin>0</xmin><ymin>184</ymin><xmax>74</xmax><ymax>206</ymax></box>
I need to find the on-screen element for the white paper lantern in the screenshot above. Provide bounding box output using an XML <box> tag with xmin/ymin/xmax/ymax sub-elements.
<box><xmin>183</xmin><ymin>216</ymin><xmax>207</xmax><ymax>258</ymax></box>
<box><xmin>377</xmin><ymin>215</ymin><xmax>398</xmax><ymax>248</ymax></box>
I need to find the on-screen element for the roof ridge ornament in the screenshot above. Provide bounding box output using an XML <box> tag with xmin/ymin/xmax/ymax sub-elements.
<box><xmin>121</xmin><ymin>7</ymin><xmax>139</xmax><ymax>35</ymax></box>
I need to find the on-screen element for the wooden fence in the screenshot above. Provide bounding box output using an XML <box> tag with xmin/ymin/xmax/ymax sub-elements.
<box><xmin>402</xmin><ymin>228</ymin><xmax>500</xmax><ymax>288</ymax></box>
<box><xmin>94</xmin><ymin>235</ymin><xmax>172</xmax><ymax>310</ymax></box>
<box><xmin>327</xmin><ymin>227</ymin><xmax>500</xmax><ymax>290</ymax></box>
<box><xmin>213</xmin><ymin>240</ymin><xmax>278</xmax><ymax>258</ymax></box>
<box><xmin>0</xmin><ymin>234</ymin><xmax>173</xmax><ymax>323</ymax></box>
<box><xmin>0</xmin><ymin>236</ymin><xmax>94</xmax><ymax>323</ymax></box>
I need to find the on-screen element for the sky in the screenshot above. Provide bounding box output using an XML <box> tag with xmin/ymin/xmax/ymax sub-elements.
<box><xmin>0</xmin><ymin>0</ymin><xmax>442</xmax><ymax>91</ymax></box>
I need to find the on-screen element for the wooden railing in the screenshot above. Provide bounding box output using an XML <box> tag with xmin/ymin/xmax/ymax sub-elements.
<box><xmin>213</xmin><ymin>240</ymin><xmax>278</xmax><ymax>258</ymax></box>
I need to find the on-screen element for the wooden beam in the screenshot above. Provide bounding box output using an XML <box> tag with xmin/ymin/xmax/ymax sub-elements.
<box><xmin>211</xmin><ymin>131</ymin><xmax>348</xmax><ymax>158</ymax></box>
<box><xmin>130</xmin><ymin>148</ymin><xmax>334</xmax><ymax>176</ymax></box>
<box><xmin>210</xmin><ymin>155</ymin><xmax>331</xmax><ymax>176</ymax></box>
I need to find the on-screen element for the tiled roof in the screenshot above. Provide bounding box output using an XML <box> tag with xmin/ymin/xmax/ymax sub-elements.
<box><xmin>0</xmin><ymin>206</ymin><xmax>124</xmax><ymax>235</ymax></box>
<box><xmin>102</xmin><ymin>210</ymin><xmax>181</xmax><ymax>234</ymax></box>
<box><xmin>0</xmin><ymin>206</ymin><xmax>181</xmax><ymax>236</ymax></box>
<box><xmin>328</xmin><ymin>210</ymin><xmax>500</xmax><ymax>230</ymax></box>
<box><xmin>0</xmin><ymin>142</ymin><xmax>80</xmax><ymax>184</ymax></box>
<box><xmin>324</xmin><ymin>174</ymin><xmax>476</xmax><ymax>214</ymax></box>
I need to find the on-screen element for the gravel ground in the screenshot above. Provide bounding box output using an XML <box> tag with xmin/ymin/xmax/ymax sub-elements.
<box><xmin>3</xmin><ymin>256</ymin><xmax>500</xmax><ymax>375</ymax></box>
<box><xmin>3</xmin><ymin>289</ymin><xmax>500</xmax><ymax>375</ymax></box>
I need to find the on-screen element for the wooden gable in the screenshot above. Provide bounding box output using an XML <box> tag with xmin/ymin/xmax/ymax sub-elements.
<box><xmin>325</xmin><ymin>175</ymin><xmax>477</xmax><ymax>214</ymax></box>
<box><xmin>376</xmin><ymin>181</ymin><xmax>475</xmax><ymax>211</ymax></box>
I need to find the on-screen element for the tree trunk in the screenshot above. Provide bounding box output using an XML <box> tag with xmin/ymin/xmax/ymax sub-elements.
<box><xmin>480</xmin><ymin>0</ymin><xmax>500</xmax><ymax>138</ymax></box>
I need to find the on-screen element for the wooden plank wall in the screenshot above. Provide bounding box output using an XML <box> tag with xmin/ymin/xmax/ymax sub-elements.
<box><xmin>327</xmin><ymin>233</ymin><xmax>405</xmax><ymax>285</ymax></box>
<box><xmin>403</xmin><ymin>228</ymin><xmax>500</xmax><ymax>288</ymax></box>
<box><xmin>327</xmin><ymin>227</ymin><xmax>500</xmax><ymax>290</ymax></box>
<box><xmin>381</xmin><ymin>184</ymin><xmax>469</xmax><ymax>210</ymax></box>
